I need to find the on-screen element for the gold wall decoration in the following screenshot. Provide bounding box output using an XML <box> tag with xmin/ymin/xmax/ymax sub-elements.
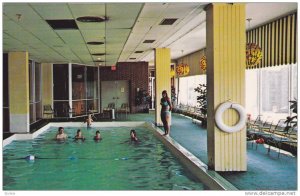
<box><xmin>176</xmin><ymin>63</ymin><xmax>190</xmax><ymax>76</ymax></box>
<box><xmin>246</xmin><ymin>43</ymin><xmax>263</xmax><ymax>68</ymax></box>
<box><xmin>200</xmin><ymin>55</ymin><xmax>207</xmax><ymax>71</ymax></box>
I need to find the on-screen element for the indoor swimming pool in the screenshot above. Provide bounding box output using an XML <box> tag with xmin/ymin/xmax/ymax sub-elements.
<box><xmin>3</xmin><ymin>126</ymin><xmax>207</xmax><ymax>190</ymax></box>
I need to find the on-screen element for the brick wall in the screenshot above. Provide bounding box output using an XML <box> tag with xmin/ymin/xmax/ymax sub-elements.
<box><xmin>100</xmin><ymin>62</ymin><xmax>149</xmax><ymax>113</ymax></box>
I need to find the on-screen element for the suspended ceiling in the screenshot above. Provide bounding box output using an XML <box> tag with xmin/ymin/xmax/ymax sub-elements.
<box><xmin>2</xmin><ymin>2</ymin><xmax>297</xmax><ymax>67</ymax></box>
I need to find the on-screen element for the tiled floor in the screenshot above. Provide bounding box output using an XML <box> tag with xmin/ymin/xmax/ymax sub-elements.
<box><xmin>124</xmin><ymin>113</ymin><xmax>297</xmax><ymax>190</ymax></box>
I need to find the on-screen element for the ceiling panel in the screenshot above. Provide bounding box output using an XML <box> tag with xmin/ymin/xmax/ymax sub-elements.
<box><xmin>80</xmin><ymin>29</ymin><xmax>105</xmax><ymax>41</ymax></box>
<box><xmin>138</xmin><ymin>3</ymin><xmax>167</xmax><ymax>18</ymax></box>
<box><xmin>106</xmin><ymin>19</ymin><xmax>137</xmax><ymax>29</ymax></box>
<box><xmin>3</xmin><ymin>3</ymin><xmax>39</xmax><ymax>21</ymax></box>
<box><xmin>71</xmin><ymin>45</ymin><xmax>90</xmax><ymax>53</ymax></box>
<box><xmin>163</xmin><ymin>3</ymin><xmax>203</xmax><ymax>18</ymax></box>
<box><xmin>131</xmin><ymin>18</ymin><xmax>157</xmax><ymax>34</ymax></box>
<box><xmin>88</xmin><ymin>46</ymin><xmax>105</xmax><ymax>54</ymax></box>
<box><xmin>69</xmin><ymin>3</ymin><xmax>105</xmax><ymax>17</ymax></box>
<box><xmin>32</xmin><ymin>32</ymin><xmax>65</xmax><ymax>47</ymax></box>
<box><xmin>106</xmin><ymin>3</ymin><xmax>143</xmax><ymax>20</ymax></box>
<box><xmin>106</xmin><ymin>3</ymin><xmax>143</xmax><ymax>29</ymax></box>
<box><xmin>56</xmin><ymin>30</ymin><xmax>85</xmax><ymax>44</ymax></box>
<box><xmin>3</xmin><ymin>20</ymin><xmax>24</xmax><ymax>33</ymax></box>
<box><xmin>30</xmin><ymin>3</ymin><xmax>73</xmax><ymax>20</ymax></box>
<box><xmin>106</xmin><ymin>27</ymin><xmax>131</xmax><ymax>37</ymax></box>
<box><xmin>76</xmin><ymin>54</ymin><xmax>93</xmax><ymax>62</ymax></box>
<box><xmin>5</xmin><ymin>30</ymin><xmax>38</xmax><ymax>45</ymax></box>
<box><xmin>76</xmin><ymin>22</ymin><xmax>105</xmax><ymax>31</ymax></box>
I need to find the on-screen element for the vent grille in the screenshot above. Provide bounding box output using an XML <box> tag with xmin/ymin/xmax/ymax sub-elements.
<box><xmin>159</xmin><ymin>18</ymin><xmax>178</xmax><ymax>25</ymax></box>
<box><xmin>143</xmin><ymin>40</ymin><xmax>155</xmax><ymax>43</ymax></box>
<box><xmin>134</xmin><ymin>51</ymin><xmax>144</xmax><ymax>53</ymax></box>
<box><xmin>46</xmin><ymin>20</ymin><xmax>78</xmax><ymax>30</ymax></box>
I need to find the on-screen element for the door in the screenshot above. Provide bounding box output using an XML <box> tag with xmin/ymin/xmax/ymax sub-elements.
<box><xmin>101</xmin><ymin>80</ymin><xmax>129</xmax><ymax>112</ymax></box>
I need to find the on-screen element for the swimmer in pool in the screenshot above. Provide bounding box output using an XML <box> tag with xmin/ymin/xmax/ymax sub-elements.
<box><xmin>85</xmin><ymin>114</ymin><xmax>93</xmax><ymax>128</ymax></box>
<box><xmin>55</xmin><ymin>127</ymin><xmax>68</xmax><ymax>140</ymax></box>
<box><xmin>74</xmin><ymin>129</ymin><xmax>85</xmax><ymax>141</ymax></box>
<box><xmin>130</xmin><ymin>129</ymin><xmax>138</xmax><ymax>142</ymax></box>
<box><xmin>94</xmin><ymin>130</ymin><xmax>102</xmax><ymax>141</ymax></box>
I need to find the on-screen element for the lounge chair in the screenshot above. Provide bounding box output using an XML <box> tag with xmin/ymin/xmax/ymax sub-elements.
<box><xmin>117</xmin><ymin>103</ymin><xmax>130</xmax><ymax>119</ymax></box>
<box><xmin>267</xmin><ymin>120</ymin><xmax>297</xmax><ymax>157</ymax></box>
<box><xmin>43</xmin><ymin>104</ymin><xmax>55</xmax><ymax>118</ymax></box>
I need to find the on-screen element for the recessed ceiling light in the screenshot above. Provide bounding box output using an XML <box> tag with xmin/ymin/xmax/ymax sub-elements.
<box><xmin>76</xmin><ymin>16</ymin><xmax>108</xmax><ymax>23</ymax></box>
<box><xmin>159</xmin><ymin>18</ymin><xmax>178</xmax><ymax>25</ymax></box>
<box><xmin>97</xmin><ymin>57</ymin><xmax>101</xmax><ymax>60</ymax></box>
<box><xmin>87</xmin><ymin>41</ymin><xmax>104</xmax><ymax>45</ymax></box>
<box><xmin>143</xmin><ymin>40</ymin><xmax>155</xmax><ymax>43</ymax></box>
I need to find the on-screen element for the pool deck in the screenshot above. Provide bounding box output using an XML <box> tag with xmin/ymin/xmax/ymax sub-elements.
<box><xmin>123</xmin><ymin>112</ymin><xmax>298</xmax><ymax>191</ymax></box>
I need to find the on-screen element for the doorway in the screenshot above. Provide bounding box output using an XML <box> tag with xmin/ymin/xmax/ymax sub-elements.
<box><xmin>101</xmin><ymin>80</ymin><xmax>129</xmax><ymax>112</ymax></box>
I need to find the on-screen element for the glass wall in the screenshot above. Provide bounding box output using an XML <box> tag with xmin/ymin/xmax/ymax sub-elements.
<box><xmin>53</xmin><ymin>63</ymin><xmax>99</xmax><ymax>118</ymax></box>
<box><xmin>53</xmin><ymin>64</ymin><xmax>69</xmax><ymax>117</ymax></box>
<box><xmin>3</xmin><ymin>53</ymin><xmax>9</xmax><ymax>132</ymax></box>
<box><xmin>72</xmin><ymin>64</ymin><xmax>86</xmax><ymax>116</ymax></box>
<box><xmin>72</xmin><ymin>64</ymin><xmax>99</xmax><ymax>116</ymax></box>
<box><xmin>29</xmin><ymin>60</ymin><xmax>42</xmax><ymax>124</ymax></box>
<box><xmin>175</xmin><ymin>64</ymin><xmax>297</xmax><ymax>124</ymax></box>
<box><xmin>176</xmin><ymin>75</ymin><xmax>206</xmax><ymax>107</ymax></box>
<box><xmin>245</xmin><ymin>64</ymin><xmax>297</xmax><ymax>123</ymax></box>
<box><xmin>86</xmin><ymin>66</ymin><xmax>99</xmax><ymax>113</ymax></box>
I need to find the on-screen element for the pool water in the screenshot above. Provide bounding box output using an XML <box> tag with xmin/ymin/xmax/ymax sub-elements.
<box><xmin>3</xmin><ymin>126</ymin><xmax>207</xmax><ymax>190</ymax></box>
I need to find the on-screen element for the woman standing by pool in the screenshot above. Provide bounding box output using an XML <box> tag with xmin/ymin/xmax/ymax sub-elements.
<box><xmin>160</xmin><ymin>90</ymin><xmax>172</xmax><ymax>136</ymax></box>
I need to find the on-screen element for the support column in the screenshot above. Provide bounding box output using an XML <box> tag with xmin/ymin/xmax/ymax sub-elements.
<box><xmin>206</xmin><ymin>3</ymin><xmax>247</xmax><ymax>171</ymax></box>
<box><xmin>155</xmin><ymin>48</ymin><xmax>171</xmax><ymax>126</ymax></box>
<box><xmin>68</xmin><ymin>63</ymin><xmax>73</xmax><ymax>118</ymax></box>
<box><xmin>8</xmin><ymin>52</ymin><xmax>29</xmax><ymax>133</ymax></box>
<box><xmin>42</xmin><ymin>63</ymin><xmax>53</xmax><ymax>115</ymax></box>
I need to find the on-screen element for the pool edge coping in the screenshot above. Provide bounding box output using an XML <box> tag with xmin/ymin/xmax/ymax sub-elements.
<box><xmin>144</xmin><ymin>122</ymin><xmax>238</xmax><ymax>191</ymax></box>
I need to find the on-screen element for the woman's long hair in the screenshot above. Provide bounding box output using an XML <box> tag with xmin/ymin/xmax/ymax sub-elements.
<box><xmin>162</xmin><ymin>90</ymin><xmax>169</xmax><ymax>100</ymax></box>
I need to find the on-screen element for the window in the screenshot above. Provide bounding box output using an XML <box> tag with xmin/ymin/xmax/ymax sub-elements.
<box><xmin>53</xmin><ymin>64</ymin><xmax>69</xmax><ymax>117</ymax></box>
<box><xmin>29</xmin><ymin>60</ymin><xmax>42</xmax><ymax>123</ymax></box>
<box><xmin>177</xmin><ymin>75</ymin><xmax>206</xmax><ymax>107</ymax></box>
<box><xmin>245</xmin><ymin>69</ymin><xmax>259</xmax><ymax>118</ymax></box>
<box><xmin>245</xmin><ymin>64</ymin><xmax>297</xmax><ymax>122</ymax></box>
<box><xmin>291</xmin><ymin>64</ymin><xmax>298</xmax><ymax>101</ymax></box>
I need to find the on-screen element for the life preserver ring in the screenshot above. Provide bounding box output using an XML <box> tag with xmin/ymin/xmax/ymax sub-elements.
<box><xmin>215</xmin><ymin>102</ymin><xmax>246</xmax><ymax>133</ymax></box>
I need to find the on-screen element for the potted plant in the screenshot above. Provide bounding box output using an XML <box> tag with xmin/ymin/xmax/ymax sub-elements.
<box><xmin>284</xmin><ymin>99</ymin><xmax>297</xmax><ymax>132</ymax></box>
<box><xmin>135</xmin><ymin>89</ymin><xmax>150</xmax><ymax>113</ymax></box>
<box><xmin>194</xmin><ymin>84</ymin><xmax>207</xmax><ymax>127</ymax></box>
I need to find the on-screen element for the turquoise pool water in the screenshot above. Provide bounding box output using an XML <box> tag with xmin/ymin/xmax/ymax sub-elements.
<box><xmin>3</xmin><ymin>126</ymin><xmax>207</xmax><ymax>190</ymax></box>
